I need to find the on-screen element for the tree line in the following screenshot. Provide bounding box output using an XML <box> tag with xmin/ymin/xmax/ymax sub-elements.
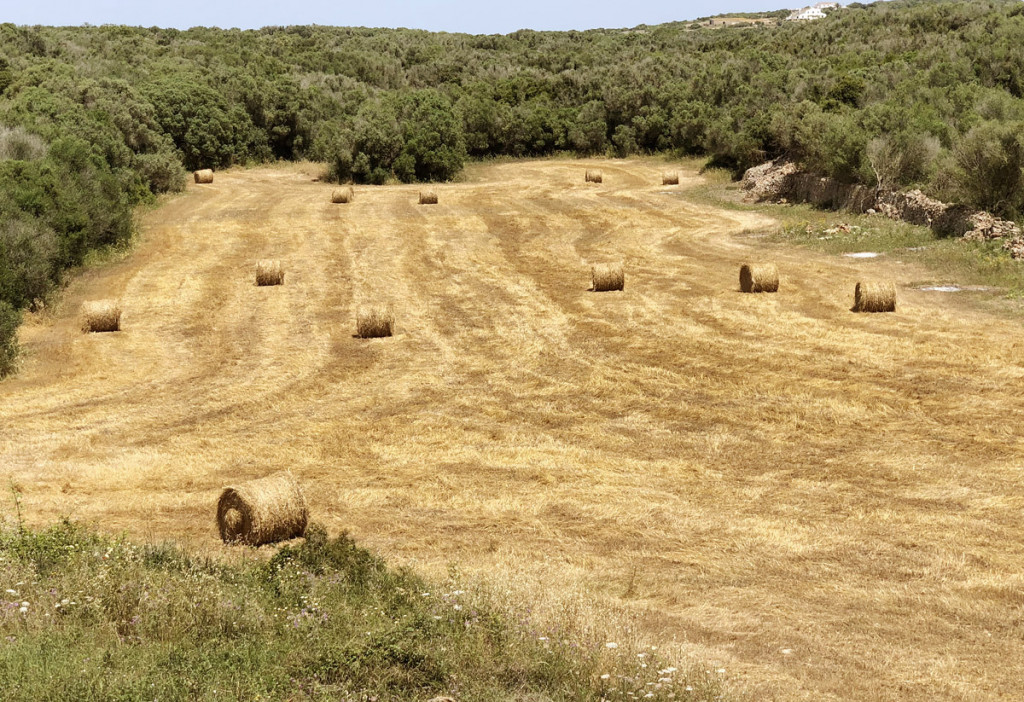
<box><xmin>1</xmin><ymin>0</ymin><xmax>1024</xmax><ymax>374</ymax></box>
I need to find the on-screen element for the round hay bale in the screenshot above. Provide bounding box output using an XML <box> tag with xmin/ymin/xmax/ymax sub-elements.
<box><xmin>331</xmin><ymin>187</ymin><xmax>353</xmax><ymax>204</ymax></box>
<box><xmin>356</xmin><ymin>305</ymin><xmax>394</xmax><ymax>338</ymax></box>
<box><xmin>585</xmin><ymin>169</ymin><xmax>603</xmax><ymax>183</ymax></box>
<box><xmin>854</xmin><ymin>281</ymin><xmax>896</xmax><ymax>313</ymax></box>
<box><xmin>591</xmin><ymin>263</ymin><xmax>624</xmax><ymax>292</ymax></box>
<box><xmin>662</xmin><ymin>171</ymin><xmax>680</xmax><ymax>185</ymax></box>
<box><xmin>217</xmin><ymin>471</ymin><xmax>309</xmax><ymax>546</ymax></box>
<box><xmin>419</xmin><ymin>191</ymin><xmax>438</xmax><ymax>205</ymax></box>
<box><xmin>193</xmin><ymin>169</ymin><xmax>214</xmax><ymax>184</ymax></box>
<box><xmin>739</xmin><ymin>263</ymin><xmax>779</xmax><ymax>293</ymax></box>
<box><xmin>82</xmin><ymin>300</ymin><xmax>121</xmax><ymax>333</ymax></box>
<box><xmin>255</xmin><ymin>260</ymin><xmax>284</xmax><ymax>286</ymax></box>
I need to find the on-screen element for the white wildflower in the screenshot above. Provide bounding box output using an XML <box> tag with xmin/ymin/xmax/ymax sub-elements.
<box><xmin>600</xmin><ymin>674</ymin><xmax>610</xmax><ymax>680</ymax></box>
<box><xmin>606</xmin><ymin>642</ymin><xmax>618</xmax><ymax>649</ymax></box>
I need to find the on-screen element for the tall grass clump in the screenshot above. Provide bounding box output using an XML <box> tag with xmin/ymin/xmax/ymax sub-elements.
<box><xmin>0</xmin><ymin>520</ymin><xmax>725</xmax><ymax>701</ymax></box>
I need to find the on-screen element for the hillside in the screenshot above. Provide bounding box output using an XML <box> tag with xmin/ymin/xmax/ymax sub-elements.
<box><xmin>2</xmin><ymin>0</ymin><xmax>1024</xmax><ymax>373</ymax></box>
<box><xmin>4</xmin><ymin>158</ymin><xmax>1024</xmax><ymax>700</ymax></box>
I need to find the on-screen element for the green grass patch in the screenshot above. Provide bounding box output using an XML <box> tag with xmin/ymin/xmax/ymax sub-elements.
<box><xmin>0</xmin><ymin>521</ymin><xmax>722</xmax><ymax>701</ymax></box>
<box><xmin>694</xmin><ymin>179</ymin><xmax>1024</xmax><ymax>304</ymax></box>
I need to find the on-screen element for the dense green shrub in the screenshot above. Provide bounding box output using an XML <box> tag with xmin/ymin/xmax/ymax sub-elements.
<box><xmin>0</xmin><ymin>300</ymin><xmax>18</xmax><ymax>377</ymax></box>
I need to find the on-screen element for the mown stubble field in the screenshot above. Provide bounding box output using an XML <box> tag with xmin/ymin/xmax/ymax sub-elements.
<box><xmin>3</xmin><ymin>159</ymin><xmax>1024</xmax><ymax>701</ymax></box>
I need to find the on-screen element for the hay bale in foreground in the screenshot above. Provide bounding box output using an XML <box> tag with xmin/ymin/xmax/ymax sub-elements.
<box><xmin>591</xmin><ymin>263</ymin><xmax>625</xmax><ymax>292</ymax></box>
<box><xmin>256</xmin><ymin>260</ymin><xmax>284</xmax><ymax>286</ymax></box>
<box><xmin>662</xmin><ymin>172</ymin><xmax>680</xmax><ymax>185</ymax></box>
<box><xmin>356</xmin><ymin>305</ymin><xmax>394</xmax><ymax>338</ymax></box>
<box><xmin>82</xmin><ymin>300</ymin><xmax>121</xmax><ymax>333</ymax></box>
<box><xmin>217</xmin><ymin>471</ymin><xmax>309</xmax><ymax>546</ymax></box>
<box><xmin>585</xmin><ymin>169</ymin><xmax>603</xmax><ymax>183</ymax></box>
<box><xmin>419</xmin><ymin>191</ymin><xmax>438</xmax><ymax>205</ymax></box>
<box><xmin>194</xmin><ymin>169</ymin><xmax>214</xmax><ymax>184</ymax></box>
<box><xmin>331</xmin><ymin>187</ymin><xmax>353</xmax><ymax>204</ymax></box>
<box><xmin>739</xmin><ymin>263</ymin><xmax>779</xmax><ymax>293</ymax></box>
<box><xmin>854</xmin><ymin>281</ymin><xmax>896</xmax><ymax>313</ymax></box>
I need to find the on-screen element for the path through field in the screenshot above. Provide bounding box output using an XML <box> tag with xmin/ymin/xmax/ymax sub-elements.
<box><xmin>3</xmin><ymin>160</ymin><xmax>1024</xmax><ymax>701</ymax></box>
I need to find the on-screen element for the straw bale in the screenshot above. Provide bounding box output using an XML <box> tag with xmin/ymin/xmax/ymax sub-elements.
<box><xmin>739</xmin><ymin>263</ymin><xmax>779</xmax><ymax>293</ymax></box>
<box><xmin>217</xmin><ymin>471</ymin><xmax>309</xmax><ymax>546</ymax></box>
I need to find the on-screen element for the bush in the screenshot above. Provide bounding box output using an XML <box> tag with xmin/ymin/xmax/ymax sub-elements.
<box><xmin>0</xmin><ymin>300</ymin><xmax>20</xmax><ymax>378</ymax></box>
<box><xmin>0</xmin><ymin>217</ymin><xmax>59</xmax><ymax>309</ymax></box>
<box><xmin>953</xmin><ymin>120</ymin><xmax>1024</xmax><ymax>219</ymax></box>
<box><xmin>0</xmin><ymin>126</ymin><xmax>47</xmax><ymax>161</ymax></box>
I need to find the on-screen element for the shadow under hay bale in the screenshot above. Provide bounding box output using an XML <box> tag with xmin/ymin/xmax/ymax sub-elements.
<box><xmin>419</xmin><ymin>191</ymin><xmax>438</xmax><ymax>205</ymax></box>
<box><xmin>331</xmin><ymin>187</ymin><xmax>353</xmax><ymax>204</ymax></box>
<box><xmin>739</xmin><ymin>263</ymin><xmax>779</xmax><ymax>293</ymax></box>
<box><xmin>217</xmin><ymin>471</ymin><xmax>308</xmax><ymax>546</ymax></box>
<box><xmin>82</xmin><ymin>300</ymin><xmax>122</xmax><ymax>333</ymax></box>
<box><xmin>585</xmin><ymin>169</ymin><xmax>603</xmax><ymax>183</ymax></box>
<box><xmin>662</xmin><ymin>172</ymin><xmax>680</xmax><ymax>185</ymax></box>
<box><xmin>255</xmin><ymin>260</ymin><xmax>284</xmax><ymax>286</ymax></box>
<box><xmin>356</xmin><ymin>305</ymin><xmax>394</xmax><ymax>338</ymax></box>
<box><xmin>193</xmin><ymin>169</ymin><xmax>214</xmax><ymax>184</ymax></box>
<box><xmin>854</xmin><ymin>281</ymin><xmax>897</xmax><ymax>313</ymax></box>
<box><xmin>591</xmin><ymin>263</ymin><xmax>625</xmax><ymax>292</ymax></box>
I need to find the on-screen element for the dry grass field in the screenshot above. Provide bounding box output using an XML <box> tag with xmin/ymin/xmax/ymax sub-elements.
<box><xmin>3</xmin><ymin>158</ymin><xmax>1024</xmax><ymax>701</ymax></box>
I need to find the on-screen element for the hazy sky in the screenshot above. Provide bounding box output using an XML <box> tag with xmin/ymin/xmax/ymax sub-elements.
<box><xmin>1</xmin><ymin>1</ymin><xmax>815</xmax><ymax>34</ymax></box>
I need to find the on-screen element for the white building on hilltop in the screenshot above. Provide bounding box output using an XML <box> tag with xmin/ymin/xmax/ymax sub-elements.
<box><xmin>787</xmin><ymin>3</ymin><xmax>839</xmax><ymax>20</ymax></box>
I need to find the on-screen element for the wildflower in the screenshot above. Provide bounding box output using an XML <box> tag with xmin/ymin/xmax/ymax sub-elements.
<box><xmin>20</xmin><ymin>602</ymin><xmax>28</xmax><ymax>608</ymax></box>
<box><xmin>685</xmin><ymin>686</ymin><xmax>693</xmax><ymax>692</ymax></box>
<box><xmin>18</xmin><ymin>606</ymin><xmax>27</xmax><ymax>614</ymax></box>
<box><xmin>4</xmin><ymin>589</ymin><xmax>16</xmax><ymax>595</ymax></box>
<box><xmin>539</xmin><ymin>636</ymin><xmax>549</xmax><ymax>641</ymax></box>
<box><xmin>658</xmin><ymin>667</ymin><xmax>677</xmax><ymax>675</ymax></box>
<box><xmin>658</xmin><ymin>678</ymin><xmax>672</xmax><ymax>683</ymax></box>
<box><xmin>716</xmin><ymin>668</ymin><xmax>726</xmax><ymax>674</ymax></box>
<box><xmin>781</xmin><ymin>648</ymin><xmax>793</xmax><ymax>655</ymax></box>
<box><xmin>637</xmin><ymin>652</ymin><xmax>646</xmax><ymax>658</ymax></box>
<box><xmin>606</xmin><ymin>642</ymin><xmax>618</xmax><ymax>649</ymax></box>
<box><xmin>600</xmin><ymin>674</ymin><xmax>610</xmax><ymax>680</ymax></box>
<box><xmin>644</xmin><ymin>694</ymin><xmax>654</xmax><ymax>699</ymax></box>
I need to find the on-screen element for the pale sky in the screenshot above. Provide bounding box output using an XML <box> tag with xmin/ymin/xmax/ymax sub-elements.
<box><xmin>0</xmin><ymin>1</ymin><xmax>816</xmax><ymax>34</ymax></box>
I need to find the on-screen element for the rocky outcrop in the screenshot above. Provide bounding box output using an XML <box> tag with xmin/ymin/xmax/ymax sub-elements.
<box><xmin>741</xmin><ymin>160</ymin><xmax>1024</xmax><ymax>258</ymax></box>
<box><xmin>740</xmin><ymin>158</ymin><xmax>799</xmax><ymax>203</ymax></box>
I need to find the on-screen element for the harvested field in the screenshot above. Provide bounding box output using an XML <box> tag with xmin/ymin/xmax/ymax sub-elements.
<box><xmin>3</xmin><ymin>159</ymin><xmax>1024</xmax><ymax>702</ymax></box>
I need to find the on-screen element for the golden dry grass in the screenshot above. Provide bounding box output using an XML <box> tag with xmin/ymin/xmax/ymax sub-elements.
<box><xmin>4</xmin><ymin>159</ymin><xmax>1024</xmax><ymax>701</ymax></box>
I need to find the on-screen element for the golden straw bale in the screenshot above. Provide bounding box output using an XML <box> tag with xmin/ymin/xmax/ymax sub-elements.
<box><xmin>591</xmin><ymin>263</ymin><xmax>625</xmax><ymax>292</ymax></box>
<box><xmin>255</xmin><ymin>260</ymin><xmax>284</xmax><ymax>286</ymax></box>
<box><xmin>419</xmin><ymin>191</ymin><xmax>438</xmax><ymax>205</ymax></box>
<box><xmin>585</xmin><ymin>169</ymin><xmax>603</xmax><ymax>183</ymax></box>
<box><xmin>217</xmin><ymin>471</ymin><xmax>309</xmax><ymax>546</ymax></box>
<box><xmin>82</xmin><ymin>300</ymin><xmax>121</xmax><ymax>333</ymax></box>
<box><xmin>193</xmin><ymin>169</ymin><xmax>214</xmax><ymax>184</ymax></box>
<box><xmin>662</xmin><ymin>172</ymin><xmax>680</xmax><ymax>185</ymax></box>
<box><xmin>356</xmin><ymin>305</ymin><xmax>394</xmax><ymax>338</ymax></box>
<box><xmin>331</xmin><ymin>187</ymin><xmax>353</xmax><ymax>204</ymax></box>
<box><xmin>854</xmin><ymin>281</ymin><xmax>897</xmax><ymax>313</ymax></box>
<box><xmin>739</xmin><ymin>263</ymin><xmax>779</xmax><ymax>293</ymax></box>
